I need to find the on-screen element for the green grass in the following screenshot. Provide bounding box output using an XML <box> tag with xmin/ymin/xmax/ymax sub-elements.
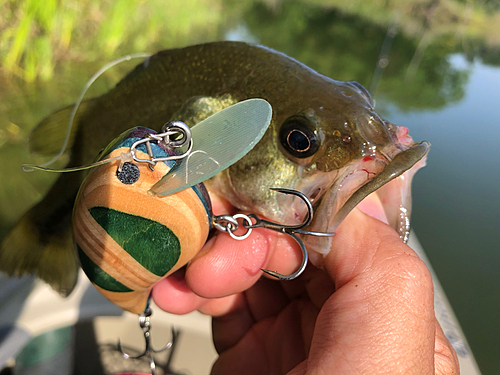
<box><xmin>2</xmin><ymin>0</ymin><xmax>499</xmax><ymax>82</ymax></box>
<box><xmin>0</xmin><ymin>0</ymin><xmax>224</xmax><ymax>81</ymax></box>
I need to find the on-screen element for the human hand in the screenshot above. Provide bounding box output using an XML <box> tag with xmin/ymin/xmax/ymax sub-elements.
<box><xmin>152</xmin><ymin>193</ymin><xmax>459</xmax><ymax>374</ymax></box>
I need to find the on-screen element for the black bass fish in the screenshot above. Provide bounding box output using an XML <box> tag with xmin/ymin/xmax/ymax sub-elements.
<box><xmin>0</xmin><ymin>42</ymin><xmax>429</xmax><ymax>296</ymax></box>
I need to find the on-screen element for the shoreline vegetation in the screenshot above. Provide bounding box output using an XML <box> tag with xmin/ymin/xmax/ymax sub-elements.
<box><xmin>1</xmin><ymin>0</ymin><xmax>499</xmax><ymax>82</ymax></box>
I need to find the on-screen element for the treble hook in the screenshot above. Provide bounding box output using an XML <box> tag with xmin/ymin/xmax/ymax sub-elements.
<box><xmin>213</xmin><ymin>188</ymin><xmax>334</xmax><ymax>281</ymax></box>
<box><xmin>118</xmin><ymin>299</ymin><xmax>176</xmax><ymax>375</ymax></box>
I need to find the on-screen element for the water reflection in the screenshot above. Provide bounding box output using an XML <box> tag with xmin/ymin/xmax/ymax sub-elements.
<box><xmin>1</xmin><ymin>0</ymin><xmax>500</xmax><ymax>373</ymax></box>
<box><xmin>243</xmin><ymin>2</ymin><xmax>471</xmax><ymax>112</ymax></box>
<box><xmin>385</xmin><ymin>53</ymin><xmax>500</xmax><ymax>374</ymax></box>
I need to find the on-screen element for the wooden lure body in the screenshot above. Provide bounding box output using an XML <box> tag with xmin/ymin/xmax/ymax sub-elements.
<box><xmin>73</xmin><ymin>127</ymin><xmax>211</xmax><ymax>314</ymax></box>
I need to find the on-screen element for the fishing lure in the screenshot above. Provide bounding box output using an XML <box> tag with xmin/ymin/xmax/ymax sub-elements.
<box><xmin>66</xmin><ymin>98</ymin><xmax>333</xmax><ymax>316</ymax></box>
<box><xmin>69</xmin><ymin>98</ymin><xmax>272</xmax><ymax>314</ymax></box>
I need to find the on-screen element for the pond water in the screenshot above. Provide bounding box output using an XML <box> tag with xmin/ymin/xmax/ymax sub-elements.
<box><xmin>1</xmin><ymin>1</ymin><xmax>499</xmax><ymax>373</ymax></box>
<box><xmin>387</xmin><ymin>54</ymin><xmax>500</xmax><ymax>375</ymax></box>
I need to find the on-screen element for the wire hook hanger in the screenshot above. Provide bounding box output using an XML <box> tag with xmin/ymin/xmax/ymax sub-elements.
<box><xmin>213</xmin><ymin>188</ymin><xmax>334</xmax><ymax>281</ymax></box>
<box><xmin>118</xmin><ymin>298</ymin><xmax>177</xmax><ymax>375</ymax></box>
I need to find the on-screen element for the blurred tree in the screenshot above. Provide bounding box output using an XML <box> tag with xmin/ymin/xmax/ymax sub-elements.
<box><xmin>243</xmin><ymin>0</ymin><xmax>470</xmax><ymax>111</ymax></box>
<box><xmin>0</xmin><ymin>0</ymin><xmax>225</xmax><ymax>81</ymax></box>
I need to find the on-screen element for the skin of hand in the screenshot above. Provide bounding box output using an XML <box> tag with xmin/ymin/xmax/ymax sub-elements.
<box><xmin>152</xmin><ymin>192</ymin><xmax>460</xmax><ymax>375</ymax></box>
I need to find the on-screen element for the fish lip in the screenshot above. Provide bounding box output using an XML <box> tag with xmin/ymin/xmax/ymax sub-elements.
<box><xmin>327</xmin><ymin>141</ymin><xmax>430</xmax><ymax>232</ymax></box>
<box><xmin>303</xmin><ymin>141</ymin><xmax>429</xmax><ymax>263</ymax></box>
<box><xmin>306</xmin><ymin>141</ymin><xmax>430</xmax><ymax>237</ymax></box>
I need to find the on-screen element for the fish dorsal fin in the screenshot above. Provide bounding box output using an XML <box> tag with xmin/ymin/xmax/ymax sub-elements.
<box><xmin>29</xmin><ymin>98</ymin><xmax>97</xmax><ymax>156</ymax></box>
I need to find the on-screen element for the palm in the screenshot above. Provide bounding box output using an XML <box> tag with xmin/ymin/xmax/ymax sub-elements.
<box><xmin>211</xmin><ymin>269</ymin><xmax>330</xmax><ymax>375</ymax></box>
<box><xmin>152</xmin><ymin>196</ymin><xmax>459</xmax><ymax>374</ymax></box>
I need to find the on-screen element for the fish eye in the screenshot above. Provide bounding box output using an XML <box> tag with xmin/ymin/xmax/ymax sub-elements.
<box><xmin>347</xmin><ymin>81</ymin><xmax>373</xmax><ymax>106</ymax></box>
<box><xmin>116</xmin><ymin>162</ymin><xmax>140</xmax><ymax>184</ymax></box>
<box><xmin>279</xmin><ymin>117</ymin><xmax>319</xmax><ymax>158</ymax></box>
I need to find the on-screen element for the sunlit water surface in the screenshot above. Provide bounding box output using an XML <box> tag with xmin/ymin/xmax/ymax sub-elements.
<box><xmin>386</xmin><ymin>54</ymin><xmax>500</xmax><ymax>374</ymax></box>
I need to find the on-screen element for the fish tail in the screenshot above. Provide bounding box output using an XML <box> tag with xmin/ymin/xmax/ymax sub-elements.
<box><xmin>0</xmin><ymin>172</ymin><xmax>83</xmax><ymax>297</ymax></box>
<box><xmin>1</xmin><ymin>96</ymin><xmax>97</xmax><ymax>295</ymax></box>
<box><xmin>0</xmin><ymin>210</ymin><xmax>77</xmax><ymax>296</ymax></box>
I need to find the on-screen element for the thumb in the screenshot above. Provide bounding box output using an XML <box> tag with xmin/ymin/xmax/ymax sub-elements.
<box><xmin>307</xmin><ymin>206</ymin><xmax>438</xmax><ymax>374</ymax></box>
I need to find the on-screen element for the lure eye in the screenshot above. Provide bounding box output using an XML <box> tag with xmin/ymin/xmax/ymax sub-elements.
<box><xmin>116</xmin><ymin>162</ymin><xmax>140</xmax><ymax>184</ymax></box>
<box><xmin>279</xmin><ymin>117</ymin><xmax>319</xmax><ymax>158</ymax></box>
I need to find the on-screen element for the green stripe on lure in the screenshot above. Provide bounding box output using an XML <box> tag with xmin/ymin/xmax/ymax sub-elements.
<box><xmin>72</xmin><ymin>99</ymin><xmax>271</xmax><ymax>313</ymax></box>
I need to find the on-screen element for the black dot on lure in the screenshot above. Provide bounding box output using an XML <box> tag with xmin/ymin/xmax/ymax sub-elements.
<box><xmin>116</xmin><ymin>162</ymin><xmax>140</xmax><ymax>184</ymax></box>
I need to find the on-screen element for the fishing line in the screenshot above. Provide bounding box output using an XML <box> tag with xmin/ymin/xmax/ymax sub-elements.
<box><xmin>22</xmin><ymin>52</ymin><xmax>152</xmax><ymax>172</ymax></box>
<box><xmin>22</xmin><ymin>153</ymin><xmax>129</xmax><ymax>172</ymax></box>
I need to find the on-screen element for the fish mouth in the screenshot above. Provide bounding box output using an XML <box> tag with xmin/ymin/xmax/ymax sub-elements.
<box><xmin>304</xmin><ymin>141</ymin><xmax>430</xmax><ymax>264</ymax></box>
